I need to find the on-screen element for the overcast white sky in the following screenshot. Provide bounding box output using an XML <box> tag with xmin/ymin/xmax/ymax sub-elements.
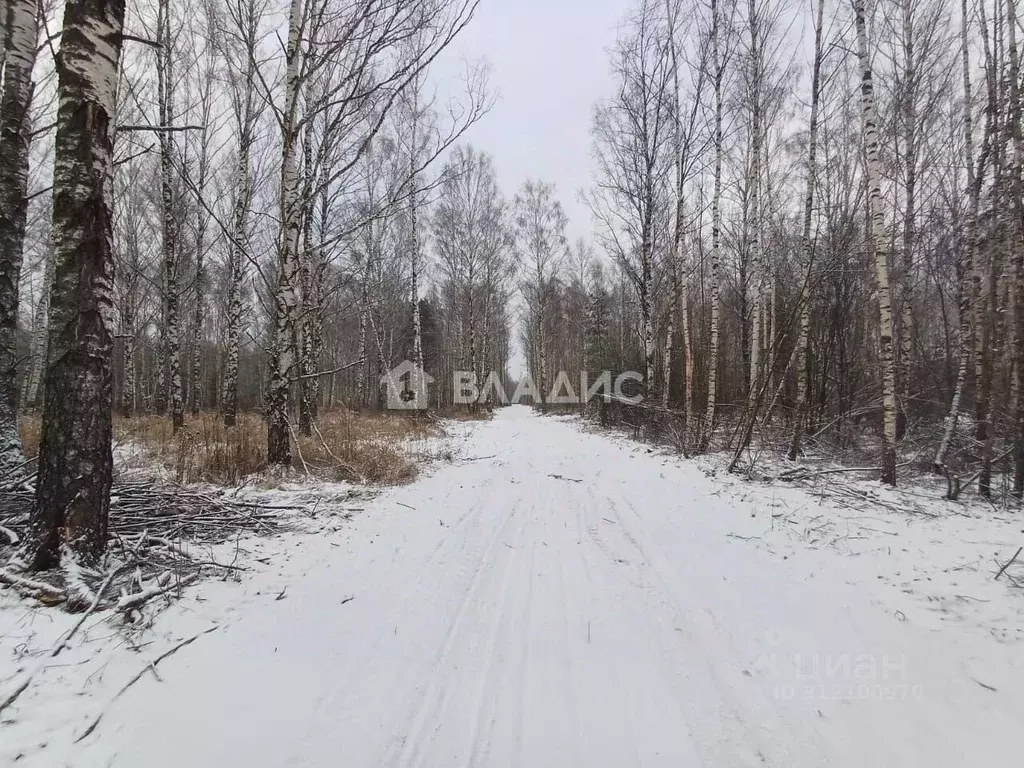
<box><xmin>437</xmin><ymin>0</ymin><xmax>633</xmax><ymax>244</ymax></box>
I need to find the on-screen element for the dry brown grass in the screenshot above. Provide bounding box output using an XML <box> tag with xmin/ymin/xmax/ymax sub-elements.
<box><xmin>436</xmin><ymin>406</ymin><xmax>494</xmax><ymax>422</ymax></box>
<box><xmin>18</xmin><ymin>409</ymin><xmax>445</xmax><ymax>487</ymax></box>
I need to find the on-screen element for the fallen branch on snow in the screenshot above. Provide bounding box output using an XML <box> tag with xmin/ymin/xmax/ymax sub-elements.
<box><xmin>0</xmin><ymin>568</ymin><xmax>67</xmax><ymax>603</ymax></box>
<box><xmin>994</xmin><ymin>546</ymin><xmax>1023</xmax><ymax>582</ymax></box>
<box><xmin>0</xmin><ymin>566</ymin><xmax>120</xmax><ymax>716</ymax></box>
<box><xmin>116</xmin><ymin>571</ymin><xmax>200</xmax><ymax>614</ymax></box>
<box><xmin>75</xmin><ymin>626</ymin><xmax>219</xmax><ymax>743</ymax></box>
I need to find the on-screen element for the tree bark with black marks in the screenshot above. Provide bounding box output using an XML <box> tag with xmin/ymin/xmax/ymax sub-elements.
<box><xmin>699</xmin><ymin>0</ymin><xmax>724</xmax><ymax>453</ymax></box>
<box><xmin>219</xmin><ymin>0</ymin><xmax>259</xmax><ymax>428</ymax></box>
<box><xmin>26</xmin><ymin>0</ymin><xmax>127</xmax><ymax>568</ymax></box>
<box><xmin>266</xmin><ymin>0</ymin><xmax>304</xmax><ymax>466</ymax></box>
<box><xmin>0</xmin><ymin>0</ymin><xmax>39</xmax><ymax>470</ymax></box>
<box><xmin>854</xmin><ymin>0</ymin><xmax>899</xmax><ymax>486</ymax></box>
<box><xmin>788</xmin><ymin>0</ymin><xmax>826</xmax><ymax>461</ymax></box>
<box><xmin>156</xmin><ymin>0</ymin><xmax>184</xmax><ymax>431</ymax></box>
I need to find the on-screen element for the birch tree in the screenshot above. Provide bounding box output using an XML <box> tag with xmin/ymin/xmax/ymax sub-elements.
<box><xmin>515</xmin><ymin>180</ymin><xmax>567</xmax><ymax>409</ymax></box>
<box><xmin>155</xmin><ymin>0</ymin><xmax>185</xmax><ymax>431</ymax></box>
<box><xmin>697</xmin><ymin>0</ymin><xmax>727</xmax><ymax>452</ymax></box>
<box><xmin>854</xmin><ymin>0</ymin><xmax>899</xmax><ymax>485</ymax></box>
<box><xmin>788</xmin><ymin>0</ymin><xmax>827</xmax><ymax>460</ymax></box>
<box><xmin>587</xmin><ymin>0</ymin><xmax>674</xmax><ymax>403</ymax></box>
<box><xmin>218</xmin><ymin>0</ymin><xmax>262</xmax><ymax>427</ymax></box>
<box><xmin>0</xmin><ymin>0</ymin><xmax>40</xmax><ymax>468</ymax></box>
<box><xmin>26</xmin><ymin>0</ymin><xmax>128</xmax><ymax>568</ymax></box>
<box><xmin>934</xmin><ymin>0</ymin><xmax>986</xmax><ymax>471</ymax></box>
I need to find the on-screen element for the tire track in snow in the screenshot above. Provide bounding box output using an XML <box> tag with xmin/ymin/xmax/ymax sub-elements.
<box><xmin>594</xmin><ymin>483</ymin><xmax>831</xmax><ymax>766</ymax></box>
<box><xmin>384</xmin><ymin>499</ymin><xmax>529</xmax><ymax>767</ymax></box>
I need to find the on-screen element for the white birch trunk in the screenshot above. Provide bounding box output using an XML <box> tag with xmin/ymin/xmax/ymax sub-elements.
<box><xmin>267</xmin><ymin>0</ymin><xmax>304</xmax><ymax>465</ymax></box>
<box><xmin>699</xmin><ymin>0</ymin><xmax>723</xmax><ymax>453</ymax></box>
<box><xmin>28</xmin><ymin>0</ymin><xmax>126</xmax><ymax>567</ymax></box>
<box><xmin>934</xmin><ymin>0</ymin><xmax>979</xmax><ymax>471</ymax></box>
<box><xmin>189</xmin><ymin>65</ymin><xmax>214</xmax><ymax>415</ymax></box>
<box><xmin>787</xmin><ymin>0</ymin><xmax>826</xmax><ymax>460</ymax></box>
<box><xmin>0</xmin><ymin>0</ymin><xmax>38</xmax><ymax>468</ymax></box>
<box><xmin>156</xmin><ymin>0</ymin><xmax>183</xmax><ymax>431</ymax></box>
<box><xmin>1006</xmin><ymin>0</ymin><xmax>1024</xmax><ymax>495</ymax></box>
<box><xmin>854</xmin><ymin>0</ymin><xmax>899</xmax><ymax>486</ymax></box>
<box><xmin>25</xmin><ymin>242</ymin><xmax>55</xmax><ymax>410</ymax></box>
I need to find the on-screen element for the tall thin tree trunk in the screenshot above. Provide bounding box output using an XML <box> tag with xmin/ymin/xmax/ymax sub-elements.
<box><xmin>221</xmin><ymin>10</ymin><xmax>257</xmax><ymax>428</ymax></box>
<box><xmin>976</xmin><ymin>0</ymin><xmax>999</xmax><ymax>497</ymax></box>
<box><xmin>745</xmin><ymin>0</ymin><xmax>763</xmax><ymax>412</ymax></box>
<box><xmin>266</xmin><ymin>0</ymin><xmax>303</xmax><ymax>466</ymax></box>
<box><xmin>222</xmin><ymin>140</ymin><xmax>251</xmax><ymax>427</ymax></box>
<box><xmin>788</xmin><ymin>0</ymin><xmax>826</xmax><ymax>460</ymax></box>
<box><xmin>663</xmin><ymin>252</ymin><xmax>677</xmax><ymax>410</ymax></box>
<box><xmin>189</xmin><ymin>72</ymin><xmax>213</xmax><ymax>415</ymax></box>
<box><xmin>156</xmin><ymin>0</ymin><xmax>183</xmax><ymax>431</ymax></box>
<box><xmin>298</xmin><ymin>89</ymin><xmax>318</xmax><ymax>436</ymax></box>
<box><xmin>0</xmin><ymin>0</ymin><xmax>38</xmax><ymax>468</ymax></box>
<box><xmin>356</xmin><ymin>257</ymin><xmax>370</xmax><ymax>408</ymax></box>
<box><xmin>854</xmin><ymin>0</ymin><xmax>899</xmax><ymax>486</ymax></box>
<box><xmin>935</xmin><ymin>0</ymin><xmax>985</xmax><ymax>471</ymax></box>
<box><xmin>897</xmin><ymin>0</ymin><xmax>916</xmax><ymax>440</ymax></box>
<box><xmin>121</xmin><ymin>299</ymin><xmax>136</xmax><ymax>417</ymax></box>
<box><xmin>27</xmin><ymin>0</ymin><xmax>126</xmax><ymax>568</ymax></box>
<box><xmin>1006</xmin><ymin>0</ymin><xmax>1024</xmax><ymax>496</ymax></box>
<box><xmin>408</xmin><ymin>77</ymin><xmax>426</xmax><ymax>403</ymax></box>
<box><xmin>26</xmin><ymin>241</ymin><xmax>55</xmax><ymax>410</ymax></box>
<box><xmin>664</xmin><ymin>0</ymin><xmax>682</xmax><ymax>413</ymax></box>
<box><xmin>537</xmin><ymin>293</ymin><xmax>547</xmax><ymax>410</ymax></box>
<box><xmin>640</xmin><ymin>223</ymin><xmax>655</xmax><ymax>402</ymax></box>
<box><xmin>699</xmin><ymin>0</ymin><xmax>722</xmax><ymax>453</ymax></box>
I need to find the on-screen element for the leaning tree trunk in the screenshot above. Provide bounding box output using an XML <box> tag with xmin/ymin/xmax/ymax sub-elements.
<box><xmin>26</xmin><ymin>0</ymin><xmax>127</xmax><ymax>569</ymax></box>
<box><xmin>854</xmin><ymin>0</ymin><xmax>899</xmax><ymax>486</ymax></box>
<box><xmin>267</xmin><ymin>0</ymin><xmax>304</xmax><ymax>466</ymax></box>
<box><xmin>0</xmin><ymin>0</ymin><xmax>39</xmax><ymax>470</ymax></box>
<box><xmin>788</xmin><ymin>0</ymin><xmax>826</xmax><ymax>461</ymax></box>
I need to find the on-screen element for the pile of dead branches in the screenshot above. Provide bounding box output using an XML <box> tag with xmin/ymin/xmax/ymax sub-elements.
<box><xmin>0</xmin><ymin>483</ymin><xmax>298</xmax><ymax>616</ymax></box>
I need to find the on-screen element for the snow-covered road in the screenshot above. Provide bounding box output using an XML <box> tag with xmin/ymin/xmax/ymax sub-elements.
<box><xmin>65</xmin><ymin>406</ymin><xmax>1024</xmax><ymax>766</ymax></box>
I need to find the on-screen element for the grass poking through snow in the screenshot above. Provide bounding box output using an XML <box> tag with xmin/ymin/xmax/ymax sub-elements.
<box><xmin>19</xmin><ymin>410</ymin><xmax>447</xmax><ymax>487</ymax></box>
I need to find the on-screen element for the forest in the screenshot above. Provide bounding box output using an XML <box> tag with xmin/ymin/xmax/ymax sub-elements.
<box><xmin>3</xmin><ymin>1</ymin><xmax>1024</xmax><ymax>764</ymax></box>
<box><xmin>1</xmin><ymin>0</ymin><xmax>1023</xmax><ymax>567</ymax></box>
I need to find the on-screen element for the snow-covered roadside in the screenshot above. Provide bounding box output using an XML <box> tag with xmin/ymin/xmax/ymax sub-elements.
<box><xmin>701</xmin><ymin>460</ymin><xmax>1024</xmax><ymax>643</ymax></box>
<box><xmin>0</xmin><ymin>421</ymin><xmax>472</xmax><ymax>763</ymax></box>
<box><xmin>2</xmin><ymin>407</ymin><xmax>1022</xmax><ymax>766</ymax></box>
<box><xmin>577</xmin><ymin>418</ymin><xmax>1024</xmax><ymax>645</ymax></box>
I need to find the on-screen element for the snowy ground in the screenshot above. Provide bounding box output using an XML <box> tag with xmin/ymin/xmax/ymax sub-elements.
<box><xmin>2</xmin><ymin>405</ymin><xmax>1022</xmax><ymax>766</ymax></box>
